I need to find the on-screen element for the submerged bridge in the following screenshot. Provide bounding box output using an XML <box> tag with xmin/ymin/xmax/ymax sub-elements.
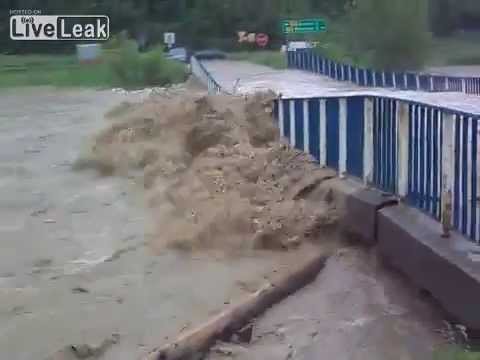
<box><xmin>191</xmin><ymin>53</ymin><xmax>480</xmax><ymax>330</ymax></box>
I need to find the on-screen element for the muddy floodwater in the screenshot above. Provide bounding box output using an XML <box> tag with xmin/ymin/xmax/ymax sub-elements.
<box><xmin>0</xmin><ymin>87</ymin><xmax>446</xmax><ymax>360</ymax></box>
<box><xmin>0</xmin><ymin>88</ymin><xmax>289</xmax><ymax>360</ymax></box>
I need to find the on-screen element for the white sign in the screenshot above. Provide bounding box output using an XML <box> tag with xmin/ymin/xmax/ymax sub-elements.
<box><xmin>164</xmin><ymin>32</ymin><xmax>176</xmax><ymax>47</ymax></box>
<box><xmin>287</xmin><ymin>41</ymin><xmax>318</xmax><ymax>51</ymax></box>
<box><xmin>10</xmin><ymin>15</ymin><xmax>109</xmax><ymax>41</ymax></box>
<box><xmin>76</xmin><ymin>43</ymin><xmax>102</xmax><ymax>63</ymax></box>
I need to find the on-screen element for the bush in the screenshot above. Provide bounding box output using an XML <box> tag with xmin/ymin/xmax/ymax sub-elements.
<box><xmin>102</xmin><ymin>32</ymin><xmax>130</xmax><ymax>50</ymax></box>
<box><xmin>314</xmin><ymin>18</ymin><xmax>358</xmax><ymax>64</ymax></box>
<box><xmin>347</xmin><ymin>0</ymin><xmax>431</xmax><ymax>70</ymax></box>
<box><xmin>108</xmin><ymin>44</ymin><xmax>187</xmax><ymax>88</ymax></box>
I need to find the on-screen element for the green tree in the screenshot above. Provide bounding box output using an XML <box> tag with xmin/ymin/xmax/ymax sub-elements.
<box><xmin>1</xmin><ymin>0</ymin><xmax>347</xmax><ymax>54</ymax></box>
<box><xmin>348</xmin><ymin>0</ymin><xmax>431</xmax><ymax>70</ymax></box>
<box><xmin>429</xmin><ymin>0</ymin><xmax>458</xmax><ymax>36</ymax></box>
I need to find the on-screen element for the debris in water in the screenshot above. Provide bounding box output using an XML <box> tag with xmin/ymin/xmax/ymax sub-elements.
<box><xmin>235</xmin><ymin>322</ymin><xmax>255</xmax><ymax>344</ymax></box>
<box><xmin>71</xmin><ymin>287</ymin><xmax>89</xmax><ymax>294</ymax></box>
<box><xmin>47</xmin><ymin>333</ymin><xmax>120</xmax><ymax>360</ymax></box>
<box><xmin>76</xmin><ymin>91</ymin><xmax>341</xmax><ymax>254</ymax></box>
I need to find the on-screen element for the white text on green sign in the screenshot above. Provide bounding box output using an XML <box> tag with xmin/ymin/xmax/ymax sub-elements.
<box><xmin>282</xmin><ymin>19</ymin><xmax>326</xmax><ymax>34</ymax></box>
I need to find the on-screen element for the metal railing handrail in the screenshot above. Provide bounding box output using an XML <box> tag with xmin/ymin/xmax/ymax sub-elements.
<box><xmin>190</xmin><ymin>56</ymin><xmax>232</xmax><ymax>95</ymax></box>
<box><xmin>287</xmin><ymin>49</ymin><xmax>480</xmax><ymax>96</ymax></box>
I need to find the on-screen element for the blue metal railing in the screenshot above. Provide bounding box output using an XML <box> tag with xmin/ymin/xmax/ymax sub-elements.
<box><xmin>373</xmin><ymin>97</ymin><xmax>398</xmax><ymax>194</ymax></box>
<box><xmin>288</xmin><ymin>49</ymin><xmax>480</xmax><ymax>96</ymax></box>
<box><xmin>453</xmin><ymin>113</ymin><xmax>480</xmax><ymax>242</ymax></box>
<box><xmin>193</xmin><ymin>52</ymin><xmax>480</xmax><ymax>244</ymax></box>
<box><xmin>274</xmin><ymin>94</ymin><xmax>480</xmax><ymax>244</ymax></box>
<box><xmin>407</xmin><ymin>104</ymin><xmax>443</xmax><ymax>220</ymax></box>
<box><xmin>190</xmin><ymin>56</ymin><xmax>224</xmax><ymax>94</ymax></box>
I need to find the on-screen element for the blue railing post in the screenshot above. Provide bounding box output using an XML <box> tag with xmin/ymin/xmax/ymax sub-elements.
<box><xmin>302</xmin><ymin>99</ymin><xmax>310</xmax><ymax>153</ymax></box>
<box><xmin>319</xmin><ymin>99</ymin><xmax>327</xmax><ymax>167</ymax></box>
<box><xmin>398</xmin><ymin>101</ymin><xmax>410</xmax><ymax>198</ymax></box>
<box><xmin>274</xmin><ymin>93</ymin><xmax>479</xmax><ymax>244</ymax></box>
<box><xmin>339</xmin><ymin>98</ymin><xmax>347</xmax><ymax>177</ymax></box>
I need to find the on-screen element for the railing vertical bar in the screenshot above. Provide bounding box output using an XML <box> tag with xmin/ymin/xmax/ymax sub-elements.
<box><xmin>432</xmin><ymin>109</ymin><xmax>439</xmax><ymax>218</ymax></box>
<box><xmin>408</xmin><ymin>104</ymin><xmax>414</xmax><ymax>203</ymax></box>
<box><xmin>373</xmin><ymin>98</ymin><xmax>379</xmax><ymax>185</ymax></box>
<box><xmin>303</xmin><ymin>99</ymin><xmax>310</xmax><ymax>153</ymax></box>
<box><xmin>290</xmin><ymin>99</ymin><xmax>296</xmax><ymax>147</ymax></box>
<box><xmin>462</xmin><ymin>116</ymin><xmax>468</xmax><ymax>234</ymax></box>
<box><xmin>279</xmin><ymin>99</ymin><xmax>285</xmax><ymax>138</ymax></box>
<box><xmin>472</xmin><ymin>118</ymin><xmax>478</xmax><ymax>242</ymax></box>
<box><xmin>426</xmin><ymin>108</ymin><xmax>433</xmax><ymax>213</ymax></box>
<box><xmin>454</xmin><ymin>114</ymin><xmax>461</xmax><ymax>229</ymax></box>
<box><xmin>393</xmin><ymin>100</ymin><xmax>399</xmax><ymax>193</ymax></box>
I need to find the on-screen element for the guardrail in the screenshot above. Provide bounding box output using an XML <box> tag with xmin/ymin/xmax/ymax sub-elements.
<box><xmin>190</xmin><ymin>56</ymin><xmax>224</xmax><ymax>94</ymax></box>
<box><xmin>287</xmin><ymin>49</ymin><xmax>480</xmax><ymax>96</ymax></box>
<box><xmin>191</xmin><ymin>53</ymin><xmax>480</xmax><ymax>244</ymax></box>
<box><xmin>274</xmin><ymin>95</ymin><xmax>480</xmax><ymax>244</ymax></box>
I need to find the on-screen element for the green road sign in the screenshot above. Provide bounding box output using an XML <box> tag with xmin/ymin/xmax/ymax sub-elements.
<box><xmin>282</xmin><ymin>19</ymin><xmax>327</xmax><ymax>34</ymax></box>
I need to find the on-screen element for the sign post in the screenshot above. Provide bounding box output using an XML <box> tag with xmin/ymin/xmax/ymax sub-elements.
<box><xmin>163</xmin><ymin>32</ymin><xmax>176</xmax><ymax>48</ymax></box>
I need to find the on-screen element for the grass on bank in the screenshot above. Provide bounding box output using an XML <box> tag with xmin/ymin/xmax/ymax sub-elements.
<box><xmin>0</xmin><ymin>54</ymin><xmax>112</xmax><ymax>88</ymax></box>
<box><xmin>0</xmin><ymin>43</ymin><xmax>187</xmax><ymax>88</ymax></box>
<box><xmin>228</xmin><ymin>51</ymin><xmax>287</xmax><ymax>69</ymax></box>
<box><xmin>429</xmin><ymin>32</ymin><xmax>480</xmax><ymax>66</ymax></box>
<box><xmin>434</xmin><ymin>346</ymin><xmax>480</xmax><ymax>360</ymax></box>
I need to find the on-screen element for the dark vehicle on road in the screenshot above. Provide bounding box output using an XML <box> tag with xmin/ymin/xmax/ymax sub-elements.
<box><xmin>166</xmin><ymin>47</ymin><xmax>188</xmax><ymax>63</ymax></box>
<box><xmin>193</xmin><ymin>49</ymin><xmax>227</xmax><ymax>60</ymax></box>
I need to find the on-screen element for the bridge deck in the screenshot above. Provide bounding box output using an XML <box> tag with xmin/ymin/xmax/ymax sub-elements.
<box><xmin>202</xmin><ymin>60</ymin><xmax>480</xmax><ymax>115</ymax></box>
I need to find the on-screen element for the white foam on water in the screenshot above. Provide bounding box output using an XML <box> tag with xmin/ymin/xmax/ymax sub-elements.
<box><xmin>64</xmin><ymin>253</ymin><xmax>112</xmax><ymax>275</ymax></box>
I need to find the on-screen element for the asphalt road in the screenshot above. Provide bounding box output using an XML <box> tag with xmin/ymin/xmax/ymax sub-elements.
<box><xmin>202</xmin><ymin>60</ymin><xmax>480</xmax><ymax>115</ymax></box>
<box><xmin>428</xmin><ymin>65</ymin><xmax>480</xmax><ymax>77</ymax></box>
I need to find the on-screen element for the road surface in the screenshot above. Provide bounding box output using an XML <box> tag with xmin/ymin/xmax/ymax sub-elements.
<box><xmin>428</xmin><ymin>65</ymin><xmax>480</xmax><ymax>77</ymax></box>
<box><xmin>203</xmin><ymin>60</ymin><xmax>480</xmax><ymax>115</ymax></box>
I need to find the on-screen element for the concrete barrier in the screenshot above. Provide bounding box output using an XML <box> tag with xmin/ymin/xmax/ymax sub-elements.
<box><xmin>199</xmin><ymin>58</ymin><xmax>480</xmax><ymax>331</ymax></box>
<box><xmin>318</xmin><ymin>178</ymin><xmax>480</xmax><ymax>330</ymax></box>
<box><xmin>312</xmin><ymin>177</ymin><xmax>396</xmax><ymax>245</ymax></box>
<box><xmin>345</xmin><ymin>189</ymin><xmax>397</xmax><ymax>245</ymax></box>
<box><xmin>378</xmin><ymin>204</ymin><xmax>480</xmax><ymax>330</ymax></box>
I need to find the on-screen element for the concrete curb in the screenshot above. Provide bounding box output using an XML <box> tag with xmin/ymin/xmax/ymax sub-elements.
<box><xmin>323</xmin><ymin>179</ymin><xmax>480</xmax><ymax>330</ymax></box>
<box><xmin>378</xmin><ymin>204</ymin><xmax>480</xmax><ymax>330</ymax></box>
<box><xmin>313</xmin><ymin>177</ymin><xmax>397</xmax><ymax>245</ymax></box>
<box><xmin>344</xmin><ymin>188</ymin><xmax>397</xmax><ymax>245</ymax></box>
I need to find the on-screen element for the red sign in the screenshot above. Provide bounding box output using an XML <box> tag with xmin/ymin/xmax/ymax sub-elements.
<box><xmin>255</xmin><ymin>33</ymin><xmax>269</xmax><ymax>48</ymax></box>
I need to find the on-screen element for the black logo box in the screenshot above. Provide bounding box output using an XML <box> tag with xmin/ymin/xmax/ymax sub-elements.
<box><xmin>56</xmin><ymin>16</ymin><xmax>109</xmax><ymax>40</ymax></box>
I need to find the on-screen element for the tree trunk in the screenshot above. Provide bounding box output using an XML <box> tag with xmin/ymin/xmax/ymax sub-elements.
<box><xmin>144</xmin><ymin>253</ymin><xmax>328</xmax><ymax>360</ymax></box>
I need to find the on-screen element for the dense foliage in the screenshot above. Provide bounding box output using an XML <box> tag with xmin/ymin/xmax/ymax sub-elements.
<box><xmin>0</xmin><ymin>0</ymin><xmax>350</xmax><ymax>54</ymax></box>
<box><xmin>347</xmin><ymin>0</ymin><xmax>431</xmax><ymax>70</ymax></box>
<box><xmin>1</xmin><ymin>0</ymin><xmax>479</xmax><ymax>70</ymax></box>
<box><xmin>107</xmin><ymin>40</ymin><xmax>187</xmax><ymax>87</ymax></box>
